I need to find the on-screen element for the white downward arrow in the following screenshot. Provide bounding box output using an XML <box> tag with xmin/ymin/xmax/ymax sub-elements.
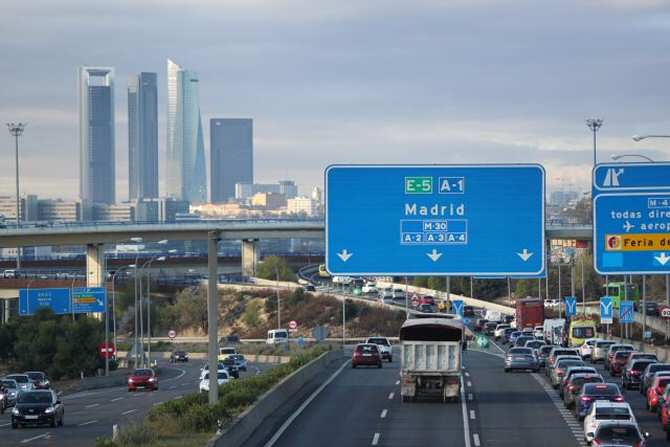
<box><xmin>426</xmin><ymin>249</ymin><xmax>443</xmax><ymax>262</ymax></box>
<box><xmin>655</xmin><ymin>252</ymin><xmax>670</xmax><ymax>266</ymax></box>
<box><xmin>516</xmin><ymin>249</ymin><xmax>533</xmax><ymax>262</ymax></box>
<box><xmin>337</xmin><ymin>249</ymin><xmax>353</xmax><ymax>262</ymax></box>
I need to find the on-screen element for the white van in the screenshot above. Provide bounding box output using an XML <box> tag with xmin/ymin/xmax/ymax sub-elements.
<box><xmin>266</xmin><ymin>329</ymin><xmax>289</xmax><ymax>345</ymax></box>
<box><xmin>542</xmin><ymin>319</ymin><xmax>565</xmax><ymax>345</ymax></box>
<box><xmin>484</xmin><ymin>310</ymin><xmax>502</xmax><ymax>323</ymax></box>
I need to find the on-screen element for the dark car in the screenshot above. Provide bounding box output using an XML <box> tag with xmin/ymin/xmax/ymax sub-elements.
<box><xmin>643</xmin><ymin>301</ymin><xmax>660</xmax><ymax>317</ymax></box>
<box><xmin>418</xmin><ymin>303</ymin><xmax>437</xmax><ymax>313</ymax></box>
<box><xmin>24</xmin><ymin>371</ymin><xmax>50</xmax><ymax>390</ymax></box>
<box><xmin>641</xmin><ymin>363</ymin><xmax>670</xmax><ymax>394</ymax></box>
<box><xmin>591</xmin><ymin>422</ymin><xmax>648</xmax><ymax>447</ymax></box>
<box><xmin>484</xmin><ymin>321</ymin><xmax>498</xmax><ymax>336</ymax></box>
<box><xmin>474</xmin><ymin>319</ymin><xmax>489</xmax><ymax>332</ymax></box>
<box><xmin>537</xmin><ymin>345</ymin><xmax>554</xmax><ymax>367</ymax></box>
<box><xmin>622</xmin><ymin>360</ymin><xmax>656</xmax><ymax>390</ymax></box>
<box><xmin>11</xmin><ymin>390</ymin><xmax>64</xmax><ymax>428</ymax></box>
<box><xmin>605</xmin><ymin>344</ymin><xmax>635</xmax><ymax>372</ymax></box>
<box><xmin>515</xmin><ymin>335</ymin><xmax>535</xmax><ymax>348</ymax></box>
<box><xmin>558</xmin><ymin>366</ymin><xmax>597</xmax><ymax>397</ymax></box>
<box><xmin>221</xmin><ymin>357</ymin><xmax>240</xmax><ymax>378</ymax></box>
<box><xmin>229</xmin><ymin>354</ymin><xmax>248</xmax><ymax>371</ymax></box>
<box><xmin>127</xmin><ymin>368</ymin><xmax>158</xmax><ymax>391</ymax></box>
<box><xmin>170</xmin><ymin>351</ymin><xmax>189</xmax><ymax>363</ymax></box>
<box><xmin>575</xmin><ymin>383</ymin><xmax>624</xmax><ymax>420</ymax></box>
<box><xmin>611</xmin><ymin>350</ymin><xmax>634</xmax><ymax>377</ymax></box>
<box><xmin>0</xmin><ymin>379</ymin><xmax>19</xmax><ymax>413</ymax></box>
<box><xmin>352</xmin><ymin>343</ymin><xmax>382</xmax><ymax>368</ymax></box>
<box><xmin>562</xmin><ymin>373</ymin><xmax>603</xmax><ymax>408</ymax></box>
<box><xmin>504</xmin><ymin>347</ymin><xmax>539</xmax><ymax>373</ymax></box>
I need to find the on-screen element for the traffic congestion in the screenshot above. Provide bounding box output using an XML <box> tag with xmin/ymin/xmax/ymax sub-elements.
<box><xmin>471</xmin><ymin>297</ymin><xmax>670</xmax><ymax>447</ymax></box>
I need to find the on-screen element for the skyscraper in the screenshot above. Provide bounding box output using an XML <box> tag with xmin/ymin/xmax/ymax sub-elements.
<box><xmin>210</xmin><ymin>118</ymin><xmax>253</xmax><ymax>203</ymax></box>
<box><xmin>128</xmin><ymin>72</ymin><xmax>159</xmax><ymax>200</ymax></box>
<box><xmin>79</xmin><ymin>67</ymin><xmax>115</xmax><ymax>204</ymax></box>
<box><xmin>166</xmin><ymin>59</ymin><xmax>207</xmax><ymax>203</ymax></box>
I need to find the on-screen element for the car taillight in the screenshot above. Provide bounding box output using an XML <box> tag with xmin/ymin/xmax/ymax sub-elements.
<box><xmin>613</xmin><ymin>395</ymin><xmax>624</xmax><ymax>402</ymax></box>
<box><xmin>580</xmin><ymin>396</ymin><xmax>593</xmax><ymax>402</ymax></box>
<box><xmin>658</xmin><ymin>386</ymin><xmax>665</xmax><ymax>395</ymax></box>
<box><xmin>631</xmin><ymin>370</ymin><xmax>641</xmax><ymax>376</ymax></box>
<box><xmin>569</xmin><ymin>385</ymin><xmax>577</xmax><ymax>392</ymax></box>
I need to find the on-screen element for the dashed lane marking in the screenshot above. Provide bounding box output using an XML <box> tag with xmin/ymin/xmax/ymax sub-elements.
<box><xmin>395</xmin><ymin>380</ymin><xmax>400</xmax><ymax>386</ymax></box>
<box><xmin>473</xmin><ymin>433</ymin><xmax>481</xmax><ymax>447</ymax></box>
<box><xmin>380</xmin><ymin>409</ymin><xmax>388</xmax><ymax>418</ymax></box>
<box><xmin>371</xmin><ymin>432</ymin><xmax>380</xmax><ymax>446</ymax></box>
<box><xmin>110</xmin><ymin>397</ymin><xmax>123</xmax><ymax>402</ymax></box>
<box><xmin>465</xmin><ymin>372</ymin><xmax>470</xmax><ymax>377</ymax></box>
<box><xmin>460</xmin><ymin>375</ymin><xmax>472</xmax><ymax>447</ymax></box>
<box><xmin>85</xmin><ymin>403</ymin><xmax>99</xmax><ymax>408</ymax></box>
<box><xmin>121</xmin><ymin>409</ymin><xmax>137</xmax><ymax>415</ymax></box>
<box><xmin>468</xmin><ymin>393</ymin><xmax>473</xmax><ymax>401</ymax></box>
<box><xmin>388</xmin><ymin>392</ymin><xmax>395</xmax><ymax>400</ymax></box>
<box><xmin>20</xmin><ymin>433</ymin><xmax>50</xmax><ymax>444</ymax></box>
<box><xmin>470</xmin><ymin>410</ymin><xmax>476</xmax><ymax>420</ymax></box>
<box><xmin>466</xmin><ymin>381</ymin><xmax>472</xmax><ymax>387</ymax></box>
<box><xmin>0</xmin><ymin>422</ymin><xmax>11</xmax><ymax>427</ymax></box>
<box><xmin>79</xmin><ymin>420</ymin><xmax>98</xmax><ymax>426</ymax></box>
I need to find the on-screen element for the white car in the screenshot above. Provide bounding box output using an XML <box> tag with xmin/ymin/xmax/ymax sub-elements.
<box><xmin>362</xmin><ymin>283</ymin><xmax>378</xmax><ymax>294</ymax></box>
<box><xmin>579</xmin><ymin>338</ymin><xmax>600</xmax><ymax>359</ymax></box>
<box><xmin>366</xmin><ymin>336</ymin><xmax>392</xmax><ymax>362</ymax></box>
<box><xmin>199</xmin><ymin>370</ymin><xmax>230</xmax><ymax>393</ymax></box>
<box><xmin>544</xmin><ymin>299</ymin><xmax>560</xmax><ymax>308</ymax></box>
<box><xmin>583</xmin><ymin>401</ymin><xmax>637</xmax><ymax>444</ymax></box>
<box><xmin>494</xmin><ymin>324</ymin><xmax>510</xmax><ymax>339</ymax></box>
<box><xmin>533</xmin><ymin>325</ymin><xmax>544</xmax><ymax>339</ymax></box>
<box><xmin>200</xmin><ymin>362</ymin><xmax>226</xmax><ymax>380</ymax></box>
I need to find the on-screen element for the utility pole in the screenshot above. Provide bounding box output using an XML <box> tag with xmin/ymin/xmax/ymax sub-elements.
<box><xmin>557</xmin><ymin>264</ymin><xmax>562</xmax><ymax>318</ymax></box>
<box><xmin>6</xmin><ymin>122</ymin><xmax>26</xmax><ymax>269</ymax></box>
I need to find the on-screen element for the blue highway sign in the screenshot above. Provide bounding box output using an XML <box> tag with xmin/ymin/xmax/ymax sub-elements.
<box><xmin>72</xmin><ymin>287</ymin><xmax>106</xmax><ymax>313</ymax></box>
<box><xmin>620</xmin><ymin>300</ymin><xmax>634</xmax><ymax>323</ymax></box>
<box><xmin>564</xmin><ymin>296</ymin><xmax>577</xmax><ymax>317</ymax></box>
<box><xmin>600</xmin><ymin>296</ymin><xmax>614</xmax><ymax>324</ymax></box>
<box><xmin>326</xmin><ymin>164</ymin><xmax>545</xmax><ymax>275</ymax></box>
<box><xmin>19</xmin><ymin>288</ymin><xmax>71</xmax><ymax>316</ymax></box>
<box><xmin>593</xmin><ymin>163</ymin><xmax>670</xmax><ymax>274</ymax></box>
<box><xmin>452</xmin><ymin>299</ymin><xmax>464</xmax><ymax>317</ymax></box>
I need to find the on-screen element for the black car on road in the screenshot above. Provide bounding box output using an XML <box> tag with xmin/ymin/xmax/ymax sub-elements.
<box><xmin>170</xmin><ymin>351</ymin><xmax>189</xmax><ymax>363</ymax></box>
<box><xmin>11</xmin><ymin>390</ymin><xmax>64</xmax><ymax>428</ymax></box>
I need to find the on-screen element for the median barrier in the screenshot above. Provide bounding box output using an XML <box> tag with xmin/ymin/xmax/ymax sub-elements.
<box><xmin>116</xmin><ymin>351</ymin><xmax>292</xmax><ymax>364</ymax></box>
<box><xmin>207</xmin><ymin>349</ymin><xmax>345</xmax><ymax>447</ymax></box>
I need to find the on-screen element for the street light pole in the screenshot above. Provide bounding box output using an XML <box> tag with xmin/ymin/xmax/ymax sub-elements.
<box><xmin>586</xmin><ymin>118</ymin><xmax>603</xmax><ymax>166</ymax></box>
<box><xmin>6</xmin><ymin>122</ymin><xmax>26</xmax><ymax>269</ymax></box>
<box><xmin>110</xmin><ymin>265</ymin><xmax>131</xmax><ymax>374</ymax></box>
<box><xmin>140</xmin><ymin>252</ymin><xmax>169</xmax><ymax>368</ymax></box>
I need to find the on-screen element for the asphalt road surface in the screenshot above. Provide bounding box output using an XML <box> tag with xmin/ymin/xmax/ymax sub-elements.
<box><xmin>0</xmin><ymin>358</ymin><xmax>270</xmax><ymax>447</ymax></box>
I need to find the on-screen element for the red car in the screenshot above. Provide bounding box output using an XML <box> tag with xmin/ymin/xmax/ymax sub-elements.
<box><xmin>127</xmin><ymin>368</ymin><xmax>158</xmax><ymax>391</ymax></box>
<box><xmin>647</xmin><ymin>376</ymin><xmax>670</xmax><ymax>412</ymax></box>
<box><xmin>352</xmin><ymin>344</ymin><xmax>382</xmax><ymax>369</ymax></box>
<box><xmin>610</xmin><ymin>350</ymin><xmax>633</xmax><ymax>377</ymax></box>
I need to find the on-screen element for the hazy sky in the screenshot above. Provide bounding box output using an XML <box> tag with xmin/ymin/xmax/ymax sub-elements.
<box><xmin>1</xmin><ymin>0</ymin><xmax>669</xmax><ymax>200</ymax></box>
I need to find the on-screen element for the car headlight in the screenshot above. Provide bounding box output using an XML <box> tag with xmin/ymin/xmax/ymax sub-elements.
<box><xmin>0</xmin><ymin>394</ymin><xmax>4</xmax><ymax>400</ymax></box>
<box><xmin>43</xmin><ymin>381</ymin><xmax>49</xmax><ymax>386</ymax></box>
<box><xmin>12</xmin><ymin>407</ymin><xmax>20</xmax><ymax>415</ymax></box>
<box><xmin>148</xmin><ymin>378</ymin><xmax>155</xmax><ymax>382</ymax></box>
<box><xmin>45</xmin><ymin>406</ymin><xmax>55</xmax><ymax>414</ymax></box>
<box><xmin>128</xmin><ymin>378</ymin><xmax>134</xmax><ymax>383</ymax></box>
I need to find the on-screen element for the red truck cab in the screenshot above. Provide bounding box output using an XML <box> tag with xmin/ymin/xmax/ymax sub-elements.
<box><xmin>515</xmin><ymin>298</ymin><xmax>545</xmax><ymax>330</ymax></box>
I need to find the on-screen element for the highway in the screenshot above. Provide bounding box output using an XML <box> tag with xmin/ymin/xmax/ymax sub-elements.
<box><xmin>0</xmin><ymin>358</ymin><xmax>269</xmax><ymax>446</ymax></box>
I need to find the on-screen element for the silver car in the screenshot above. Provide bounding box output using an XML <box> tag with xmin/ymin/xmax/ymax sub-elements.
<box><xmin>504</xmin><ymin>347</ymin><xmax>539</xmax><ymax>373</ymax></box>
<box><xmin>591</xmin><ymin>340</ymin><xmax>616</xmax><ymax>363</ymax></box>
<box><xmin>0</xmin><ymin>379</ymin><xmax>19</xmax><ymax>412</ymax></box>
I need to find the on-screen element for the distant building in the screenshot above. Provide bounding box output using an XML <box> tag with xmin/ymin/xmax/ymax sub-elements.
<box><xmin>550</xmin><ymin>190</ymin><xmax>578</xmax><ymax>207</ymax></box>
<box><xmin>92</xmin><ymin>203</ymin><xmax>134</xmax><ymax>222</ymax></box>
<box><xmin>287</xmin><ymin>196</ymin><xmax>318</xmax><ymax>216</ymax></box>
<box><xmin>251</xmin><ymin>192</ymin><xmax>286</xmax><ymax>209</ymax></box>
<box><xmin>166</xmin><ymin>59</ymin><xmax>207</xmax><ymax>203</ymax></box>
<box><xmin>0</xmin><ymin>195</ymin><xmax>38</xmax><ymax>221</ymax></box>
<box><xmin>234</xmin><ymin>180</ymin><xmax>297</xmax><ymax>201</ymax></box>
<box><xmin>128</xmin><ymin>72</ymin><xmax>159</xmax><ymax>200</ymax></box>
<box><xmin>210</xmin><ymin>118</ymin><xmax>253</xmax><ymax>203</ymax></box>
<box><xmin>37</xmin><ymin>199</ymin><xmax>81</xmax><ymax>222</ymax></box>
<box><xmin>278</xmin><ymin>180</ymin><xmax>298</xmax><ymax>199</ymax></box>
<box><xmin>311</xmin><ymin>186</ymin><xmax>322</xmax><ymax>203</ymax></box>
<box><xmin>79</xmin><ymin>67</ymin><xmax>115</xmax><ymax>204</ymax></box>
<box><xmin>133</xmin><ymin>197</ymin><xmax>190</xmax><ymax>223</ymax></box>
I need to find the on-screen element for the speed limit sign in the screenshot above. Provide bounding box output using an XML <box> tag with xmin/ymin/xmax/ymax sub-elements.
<box><xmin>168</xmin><ymin>330</ymin><xmax>176</xmax><ymax>339</ymax></box>
<box><xmin>289</xmin><ymin>320</ymin><xmax>298</xmax><ymax>330</ymax></box>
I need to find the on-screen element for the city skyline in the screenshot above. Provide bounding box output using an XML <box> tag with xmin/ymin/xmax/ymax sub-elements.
<box><xmin>2</xmin><ymin>1</ymin><xmax>670</xmax><ymax>201</ymax></box>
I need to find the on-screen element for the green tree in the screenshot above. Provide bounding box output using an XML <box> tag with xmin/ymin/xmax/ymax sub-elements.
<box><xmin>257</xmin><ymin>256</ymin><xmax>296</xmax><ymax>282</ymax></box>
<box><xmin>242</xmin><ymin>301</ymin><xmax>262</xmax><ymax>328</ymax></box>
<box><xmin>427</xmin><ymin>276</ymin><xmax>444</xmax><ymax>291</ymax></box>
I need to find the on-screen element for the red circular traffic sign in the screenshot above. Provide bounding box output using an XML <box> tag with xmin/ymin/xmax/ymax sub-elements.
<box><xmin>288</xmin><ymin>320</ymin><xmax>298</xmax><ymax>330</ymax></box>
<box><xmin>168</xmin><ymin>330</ymin><xmax>177</xmax><ymax>339</ymax></box>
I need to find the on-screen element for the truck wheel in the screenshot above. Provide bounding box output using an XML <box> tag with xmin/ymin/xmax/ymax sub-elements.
<box><xmin>388</xmin><ymin>357</ymin><xmax>392</xmax><ymax>363</ymax></box>
<box><xmin>504</xmin><ymin>368</ymin><xmax>509</xmax><ymax>373</ymax></box>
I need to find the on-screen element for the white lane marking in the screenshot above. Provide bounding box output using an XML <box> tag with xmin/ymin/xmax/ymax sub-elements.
<box><xmin>372</xmin><ymin>432</ymin><xmax>380</xmax><ymax>446</ymax></box>
<box><xmin>0</xmin><ymin>422</ymin><xmax>11</xmax><ymax>427</ymax></box>
<box><xmin>85</xmin><ymin>403</ymin><xmax>99</xmax><ymax>408</ymax></box>
<box><xmin>473</xmin><ymin>433</ymin><xmax>481</xmax><ymax>447</ymax></box>
<box><xmin>465</xmin><ymin>372</ymin><xmax>470</xmax><ymax>377</ymax></box>
<box><xmin>174</xmin><ymin>395</ymin><xmax>183</xmax><ymax>400</ymax></box>
<box><xmin>161</xmin><ymin>366</ymin><xmax>187</xmax><ymax>382</ymax></box>
<box><xmin>466</xmin><ymin>381</ymin><xmax>472</xmax><ymax>387</ymax></box>
<box><xmin>79</xmin><ymin>420</ymin><xmax>98</xmax><ymax>426</ymax></box>
<box><xmin>470</xmin><ymin>410</ymin><xmax>476</xmax><ymax>420</ymax></box>
<box><xmin>460</xmin><ymin>375</ymin><xmax>472</xmax><ymax>447</ymax></box>
<box><xmin>468</xmin><ymin>393</ymin><xmax>473</xmax><ymax>401</ymax></box>
<box><xmin>121</xmin><ymin>409</ymin><xmax>137</xmax><ymax>415</ymax></box>
<box><xmin>388</xmin><ymin>392</ymin><xmax>394</xmax><ymax>400</ymax></box>
<box><xmin>395</xmin><ymin>380</ymin><xmax>400</xmax><ymax>385</ymax></box>
<box><xmin>153</xmin><ymin>401</ymin><xmax>164</xmax><ymax>406</ymax></box>
<box><xmin>380</xmin><ymin>409</ymin><xmax>388</xmax><ymax>418</ymax></box>
<box><xmin>264</xmin><ymin>359</ymin><xmax>350</xmax><ymax>447</ymax></box>
<box><xmin>20</xmin><ymin>433</ymin><xmax>50</xmax><ymax>444</ymax></box>
<box><xmin>110</xmin><ymin>397</ymin><xmax>123</xmax><ymax>402</ymax></box>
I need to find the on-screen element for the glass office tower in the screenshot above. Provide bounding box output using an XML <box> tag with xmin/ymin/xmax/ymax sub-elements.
<box><xmin>210</xmin><ymin>118</ymin><xmax>253</xmax><ymax>203</ymax></box>
<box><xmin>128</xmin><ymin>72</ymin><xmax>159</xmax><ymax>200</ymax></box>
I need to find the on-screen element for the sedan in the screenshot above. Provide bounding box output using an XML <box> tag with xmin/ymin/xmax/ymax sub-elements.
<box><xmin>575</xmin><ymin>383</ymin><xmax>625</xmax><ymax>421</ymax></box>
<box><xmin>127</xmin><ymin>368</ymin><xmax>158</xmax><ymax>391</ymax></box>
<box><xmin>504</xmin><ymin>348</ymin><xmax>539</xmax><ymax>373</ymax></box>
<box><xmin>551</xmin><ymin>359</ymin><xmax>586</xmax><ymax>388</ymax></box>
<box><xmin>24</xmin><ymin>371</ymin><xmax>50</xmax><ymax>390</ymax></box>
<box><xmin>605</xmin><ymin>344</ymin><xmax>634</xmax><ymax>372</ymax></box>
<box><xmin>170</xmin><ymin>351</ymin><xmax>189</xmax><ymax>363</ymax></box>
<box><xmin>563</xmin><ymin>373</ymin><xmax>603</xmax><ymax>408</ymax></box>
<box><xmin>590</xmin><ymin>422</ymin><xmax>648</xmax><ymax>447</ymax></box>
<box><xmin>610</xmin><ymin>350</ymin><xmax>634</xmax><ymax>377</ymax></box>
<box><xmin>11</xmin><ymin>390</ymin><xmax>64</xmax><ymax>428</ymax></box>
<box><xmin>229</xmin><ymin>354</ymin><xmax>248</xmax><ymax>371</ymax></box>
<box><xmin>199</xmin><ymin>370</ymin><xmax>230</xmax><ymax>393</ymax></box>
<box><xmin>5</xmin><ymin>374</ymin><xmax>33</xmax><ymax>392</ymax></box>
<box><xmin>641</xmin><ymin>364</ymin><xmax>670</xmax><ymax>394</ymax></box>
<box><xmin>591</xmin><ymin>340</ymin><xmax>616</xmax><ymax>363</ymax></box>
<box><xmin>352</xmin><ymin>344</ymin><xmax>382</xmax><ymax>368</ymax></box>
<box><xmin>514</xmin><ymin>335</ymin><xmax>535</xmax><ymax>348</ymax></box>
<box><xmin>647</xmin><ymin>376</ymin><xmax>670</xmax><ymax>412</ymax></box>
<box><xmin>0</xmin><ymin>379</ymin><xmax>19</xmax><ymax>413</ymax></box>
<box><xmin>583</xmin><ymin>402</ymin><xmax>637</xmax><ymax>445</ymax></box>
<box><xmin>558</xmin><ymin>366</ymin><xmax>597</xmax><ymax>397</ymax></box>
<box><xmin>622</xmin><ymin>360</ymin><xmax>656</xmax><ymax>390</ymax></box>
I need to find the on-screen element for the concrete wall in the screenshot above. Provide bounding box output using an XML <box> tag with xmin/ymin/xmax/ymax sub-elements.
<box><xmin>208</xmin><ymin>349</ymin><xmax>344</xmax><ymax>447</ymax></box>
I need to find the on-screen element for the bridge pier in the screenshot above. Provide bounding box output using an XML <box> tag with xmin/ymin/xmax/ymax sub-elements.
<box><xmin>241</xmin><ymin>239</ymin><xmax>259</xmax><ymax>277</ymax></box>
<box><xmin>86</xmin><ymin>243</ymin><xmax>106</xmax><ymax>288</ymax></box>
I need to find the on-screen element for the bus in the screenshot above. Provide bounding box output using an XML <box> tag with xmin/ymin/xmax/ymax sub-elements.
<box><xmin>603</xmin><ymin>282</ymin><xmax>639</xmax><ymax>309</ymax></box>
<box><xmin>318</xmin><ymin>264</ymin><xmax>330</xmax><ymax>278</ymax></box>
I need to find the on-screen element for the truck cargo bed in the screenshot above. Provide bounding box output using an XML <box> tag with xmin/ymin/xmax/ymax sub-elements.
<box><xmin>401</xmin><ymin>341</ymin><xmax>461</xmax><ymax>374</ymax></box>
